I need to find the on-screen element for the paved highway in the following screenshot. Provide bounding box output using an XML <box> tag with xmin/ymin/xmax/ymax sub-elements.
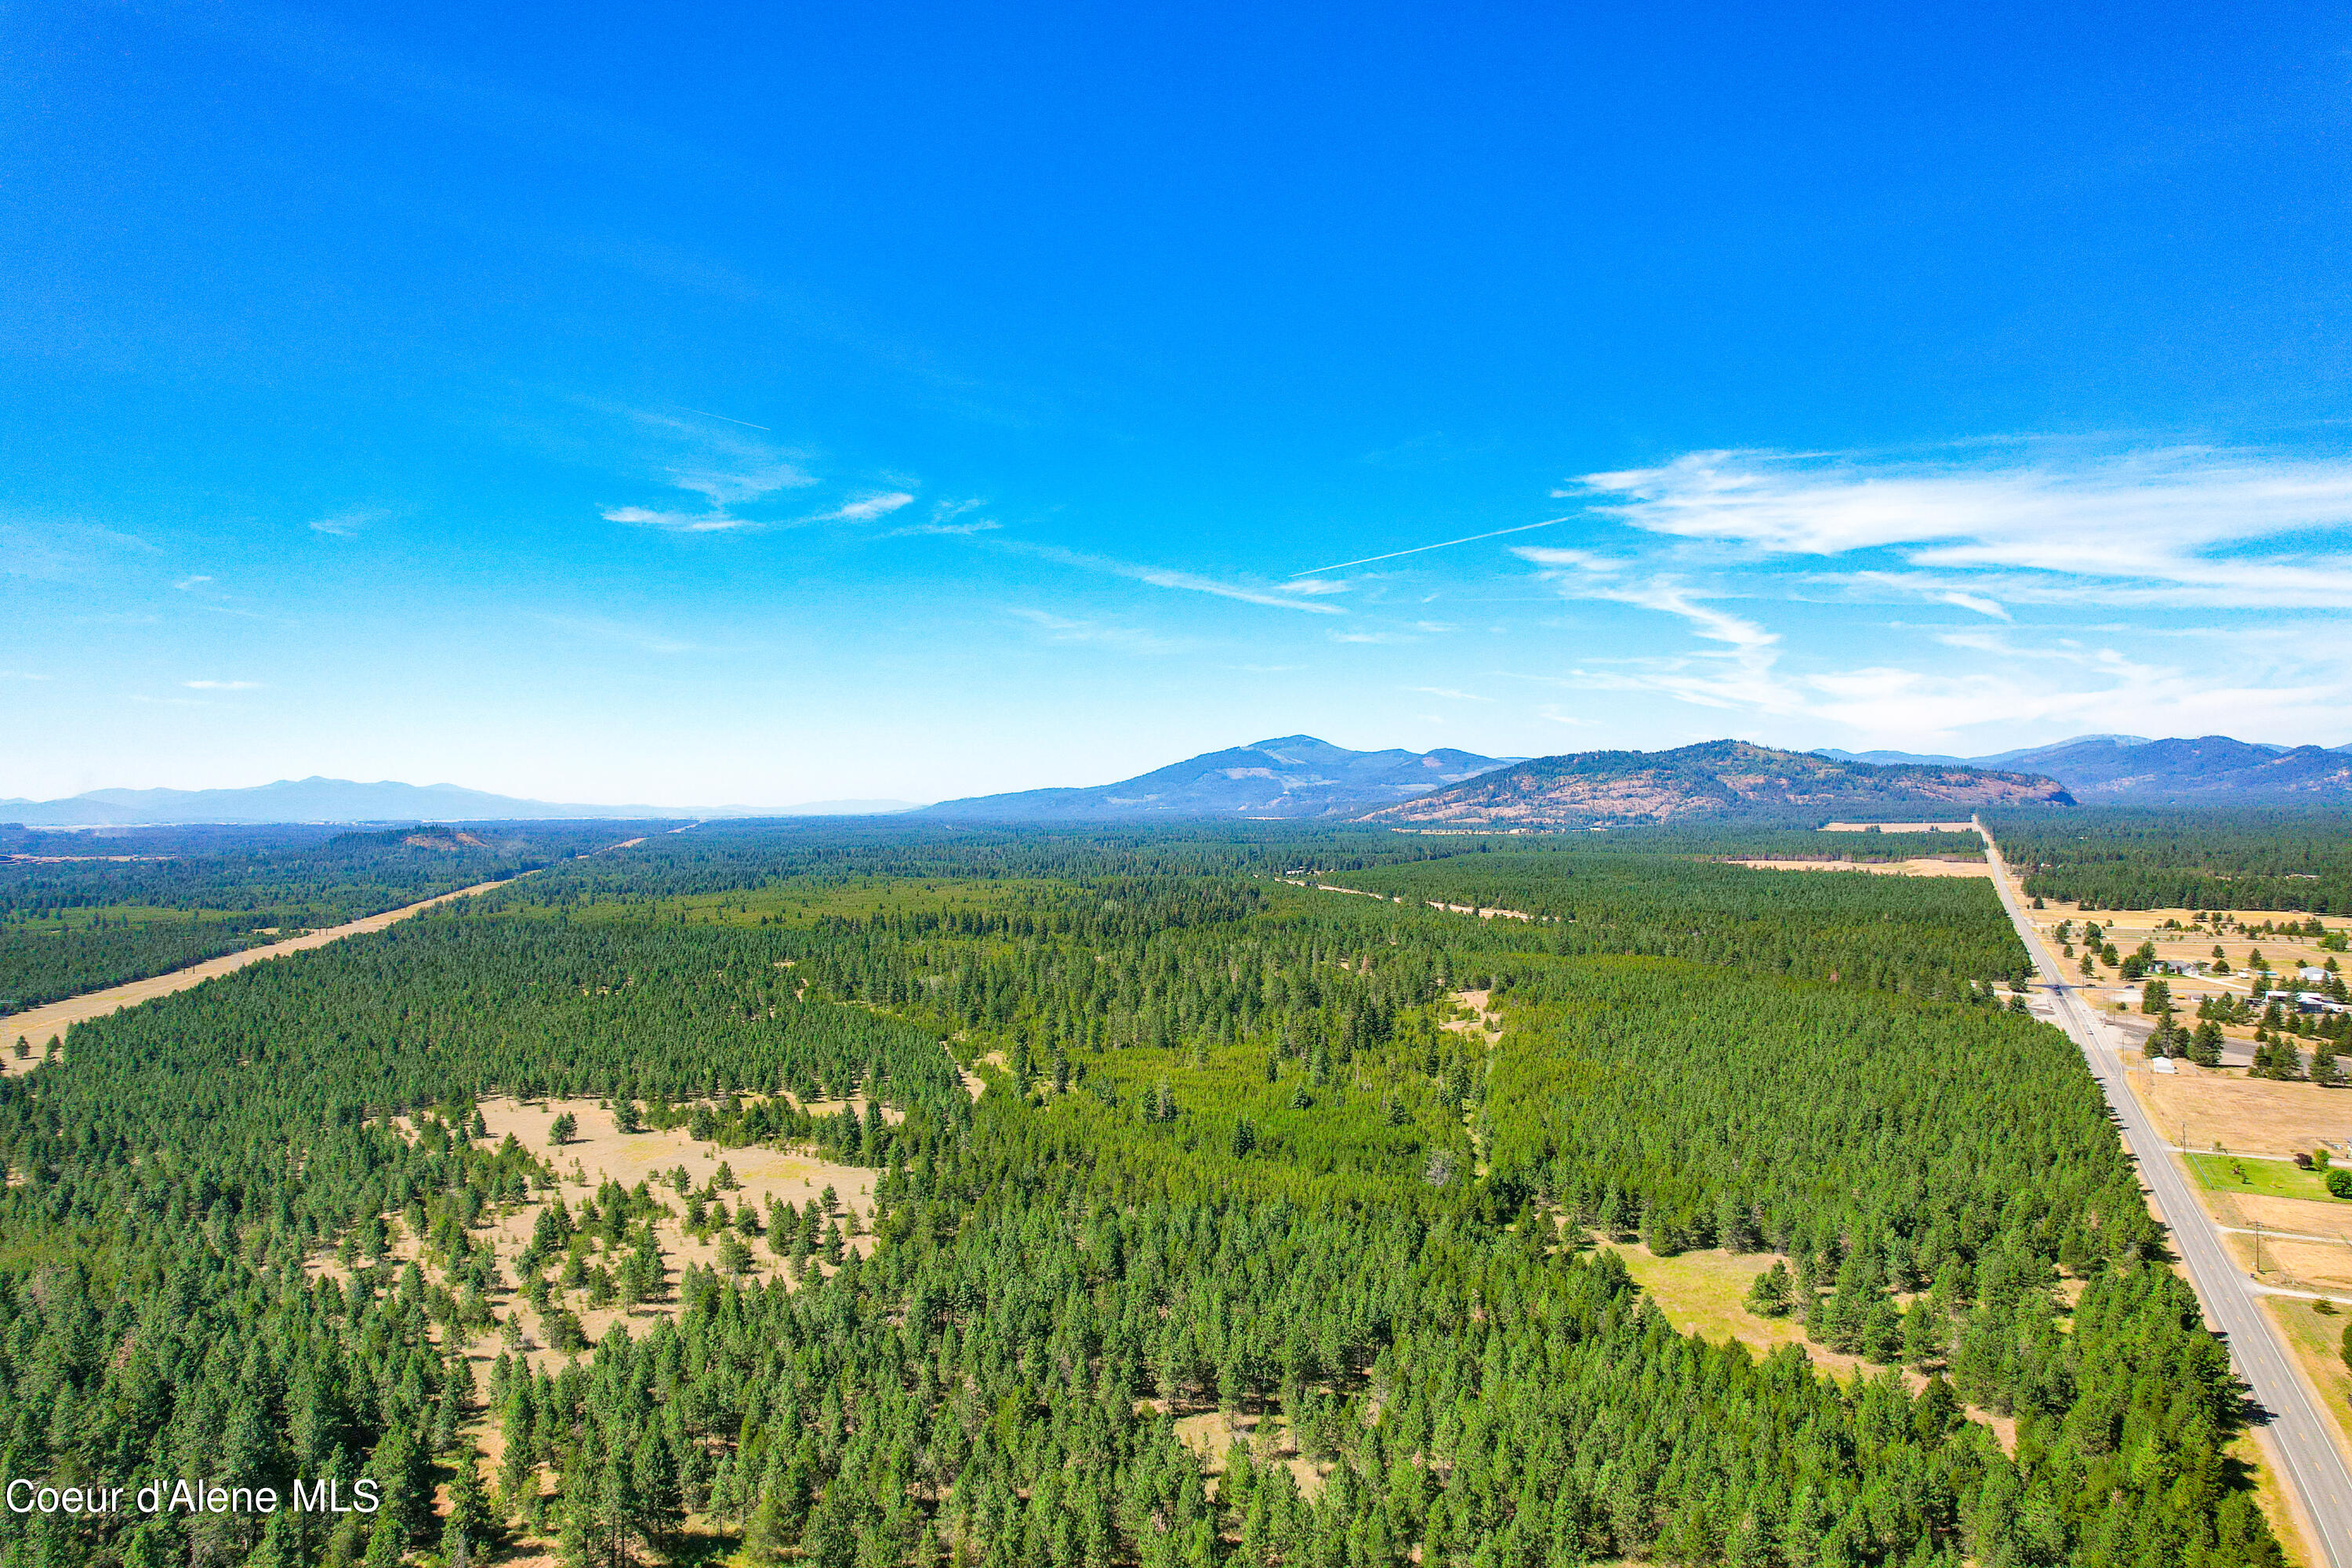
<box><xmin>1976</xmin><ymin>821</ymin><xmax>2352</xmax><ymax>1565</ymax></box>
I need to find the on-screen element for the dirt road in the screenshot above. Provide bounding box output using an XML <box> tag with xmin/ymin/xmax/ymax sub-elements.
<box><xmin>2</xmin><ymin>877</ymin><xmax>516</xmax><ymax>1062</ymax></box>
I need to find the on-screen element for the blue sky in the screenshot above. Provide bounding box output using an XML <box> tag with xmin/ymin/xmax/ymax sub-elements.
<box><xmin>5</xmin><ymin>0</ymin><xmax>2350</xmax><ymax>806</ymax></box>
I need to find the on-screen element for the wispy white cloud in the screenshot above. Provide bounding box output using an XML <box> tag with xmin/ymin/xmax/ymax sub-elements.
<box><xmin>1572</xmin><ymin>445</ymin><xmax>2352</xmax><ymax>607</ymax></box>
<box><xmin>584</xmin><ymin>401</ymin><xmax>830</xmax><ymax>533</ymax></box>
<box><xmin>808</xmin><ymin>492</ymin><xmax>915</xmax><ymax>524</ymax></box>
<box><xmin>1007</xmin><ymin>608</ymin><xmax>1183</xmax><ymax>655</ymax></box>
<box><xmin>1331</xmin><ymin>630</ymin><xmax>1418</xmax><ymax>644</ymax></box>
<box><xmin>0</xmin><ymin>670</ymin><xmax>49</xmax><ymax>681</ymax></box>
<box><xmin>663</xmin><ymin>456</ymin><xmax>815</xmax><ymax>508</ymax></box>
<box><xmin>183</xmin><ymin>680</ymin><xmax>263</xmax><ymax>691</ymax></box>
<box><xmin>1004</xmin><ymin>542</ymin><xmax>1348</xmax><ymax>614</ymax></box>
<box><xmin>309</xmin><ymin>509</ymin><xmax>387</xmax><ymax>538</ymax></box>
<box><xmin>1939</xmin><ymin>591</ymin><xmax>2009</xmax><ymax>619</ymax></box>
<box><xmin>889</xmin><ymin>517</ymin><xmax>1002</xmax><ymax>538</ymax></box>
<box><xmin>889</xmin><ymin>499</ymin><xmax>1000</xmax><ymax>537</ymax></box>
<box><xmin>601</xmin><ymin>506</ymin><xmax>756</xmax><ymax>534</ymax></box>
<box><xmin>1515</xmin><ymin>547</ymin><xmax>1627</xmax><ymax>574</ymax></box>
<box><xmin>1405</xmin><ymin>685</ymin><xmax>1493</xmax><ymax>702</ymax></box>
<box><xmin>1515</xmin><ymin>546</ymin><xmax>1800</xmax><ymax>713</ymax></box>
<box><xmin>174</xmin><ymin>575</ymin><xmax>213</xmax><ymax>591</ymax></box>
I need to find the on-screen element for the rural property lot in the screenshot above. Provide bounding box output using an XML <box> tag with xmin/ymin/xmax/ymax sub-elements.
<box><xmin>0</xmin><ymin>876</ymin><xmax>517</xmax><ymax>1066</ymax></box>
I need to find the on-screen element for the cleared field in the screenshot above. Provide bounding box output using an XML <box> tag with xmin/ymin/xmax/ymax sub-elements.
<box><xmin>2218</xmin><ymin>1229</ymin><xmax>2352</xmax><ymax>1296</ymax></box>
<box><xmin>2129</xmin><ymin>1061</ymin><xmax>2352</xmax><ymax>1159</ymax></box>
<box><xmin>1602</xmin><ymin>1243</ymin><xmax>1812</xmax><ymax>1352</ymax></box>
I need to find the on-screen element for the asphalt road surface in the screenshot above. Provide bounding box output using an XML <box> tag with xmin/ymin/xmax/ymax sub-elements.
<box><xmin>1976</xmin><ymin>821</ymin><xmax>2352</xmax><ymax>1566</ymax></box>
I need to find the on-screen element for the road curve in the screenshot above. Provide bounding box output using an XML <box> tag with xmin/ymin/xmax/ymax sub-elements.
<box><xmin>1976</xmin><ymin>818</ymin><xmax>2352</xmax><ymax>1566</ymax></box>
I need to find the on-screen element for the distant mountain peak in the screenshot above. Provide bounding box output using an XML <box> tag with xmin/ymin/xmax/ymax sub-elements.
<box><xmin>0</xmin><ymin>779</ymin><xmax>921</xmax><ymax>826</ymax></box>
<box><xmin>1809</xmin><ymin>734</ymin><xmax>2349</xmax><ymax>803</ymax></box>
<box><xmin>1367</xmin><ymin>739</ymin><xmax>2071</xmax><ymax>826</ymax></box>
<box><xmin>919</xmin><ymin>739</ymin><xmax>1524</xmax><ymax>822</ymax></box>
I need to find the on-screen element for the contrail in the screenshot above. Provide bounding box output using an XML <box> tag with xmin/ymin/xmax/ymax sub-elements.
<box><xmin>1290</xmin><ymin>516</ymin><xmax>1573</xmax><ymax>577</ymax></box>
<box><xmin>681</xmin><ymin>407</ymin><xmax>771</xmax><ymax>431</ymax></box>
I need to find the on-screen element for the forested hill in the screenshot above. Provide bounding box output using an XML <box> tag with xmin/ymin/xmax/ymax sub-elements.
<box><xmin>1363</xmin><ymin>739</ymin><xmax>2073</xmax><ymax>826</ymax></box>
<box><xmin>917</xmin><ymin>735</ymin><xmax>1520</xmax><ymax>822</ymax></box>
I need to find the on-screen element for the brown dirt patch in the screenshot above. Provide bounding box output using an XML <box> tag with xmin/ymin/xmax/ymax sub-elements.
<box><xmin>1171</xmin><ymin>1410</ymin><xmax>1327</xmax><ymax>1501</ymax></box>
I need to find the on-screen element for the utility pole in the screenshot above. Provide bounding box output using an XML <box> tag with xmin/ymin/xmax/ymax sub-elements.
<box><xmin>2254</xmin><ymin>1219</ymin><xmax>2263</xmax><ymax>1276</ymax></box>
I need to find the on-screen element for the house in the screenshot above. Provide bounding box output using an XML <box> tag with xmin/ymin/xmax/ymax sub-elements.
<box><xmin>2151</xmin><ymin>1057</ymin><xmax>2178</xmax><ymax>1074</ymax></box>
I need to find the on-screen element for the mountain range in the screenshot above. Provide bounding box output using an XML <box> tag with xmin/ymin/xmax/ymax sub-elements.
<box><xmin>0</xmin><ymin>779</ymin><xmax>920</xmax><ymax>826</ymax></box>
<box><xmin>1367</xmin><ymin>740</ymin><xmax>2071</xmax><ymax>828</ymax></box>
<box><xmin>7</xmin><ymin>731</ymin><xmax>2345</xmax><ymax>829</ymax></box>
<box><xmin>1813</xmin><ymin>735</ymin><xmax>2352</xmax><ymax>804</ymax></box>
<box><xmin>916</xmin><ymin>735</ymin><xmax>1522</xmax><ymax>822</ymax></box>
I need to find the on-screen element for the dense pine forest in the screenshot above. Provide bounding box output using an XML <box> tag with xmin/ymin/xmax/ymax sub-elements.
<box><xmin>0</xmin><ymin>824</ymin><xmax>636</xmax><ymax>1011</ymax></box>
<box><xmin>0</xmin><ymin>822</ymin><xmax>2287</xmax><ymax>1566</ymax></box>
<box><xmin>1988</xmin><ymin>806</ymin><xmax>2352</xmax><ymax>913</ymax></box>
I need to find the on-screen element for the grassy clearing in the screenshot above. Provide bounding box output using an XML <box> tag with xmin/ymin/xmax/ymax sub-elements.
<box><xmin>2132</xmin><ymin>1063</ymin><xmax>2352</xmax><ymax>1160</ymax></box>
<box><xmin>2187</xmin><ymin>1151</ymin><xmax>2342</xmax><ymax>1203</ymax></box>
<box><xmin>1602</xmin><ymin>1243</ymin><xmax>1788</xmax><ymax>1351</ymax></box>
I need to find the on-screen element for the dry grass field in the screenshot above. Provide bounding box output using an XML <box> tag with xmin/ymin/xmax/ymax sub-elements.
<box><xmin>2128</xmin><ymin>1061</ymin><xmax>2352</xmax><ymax>1159</ymax></box>
<box><xmin>1602</xmin><ymin>1242</ymin><xmax>2021</xmax><ymax>1452</ymax></box>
